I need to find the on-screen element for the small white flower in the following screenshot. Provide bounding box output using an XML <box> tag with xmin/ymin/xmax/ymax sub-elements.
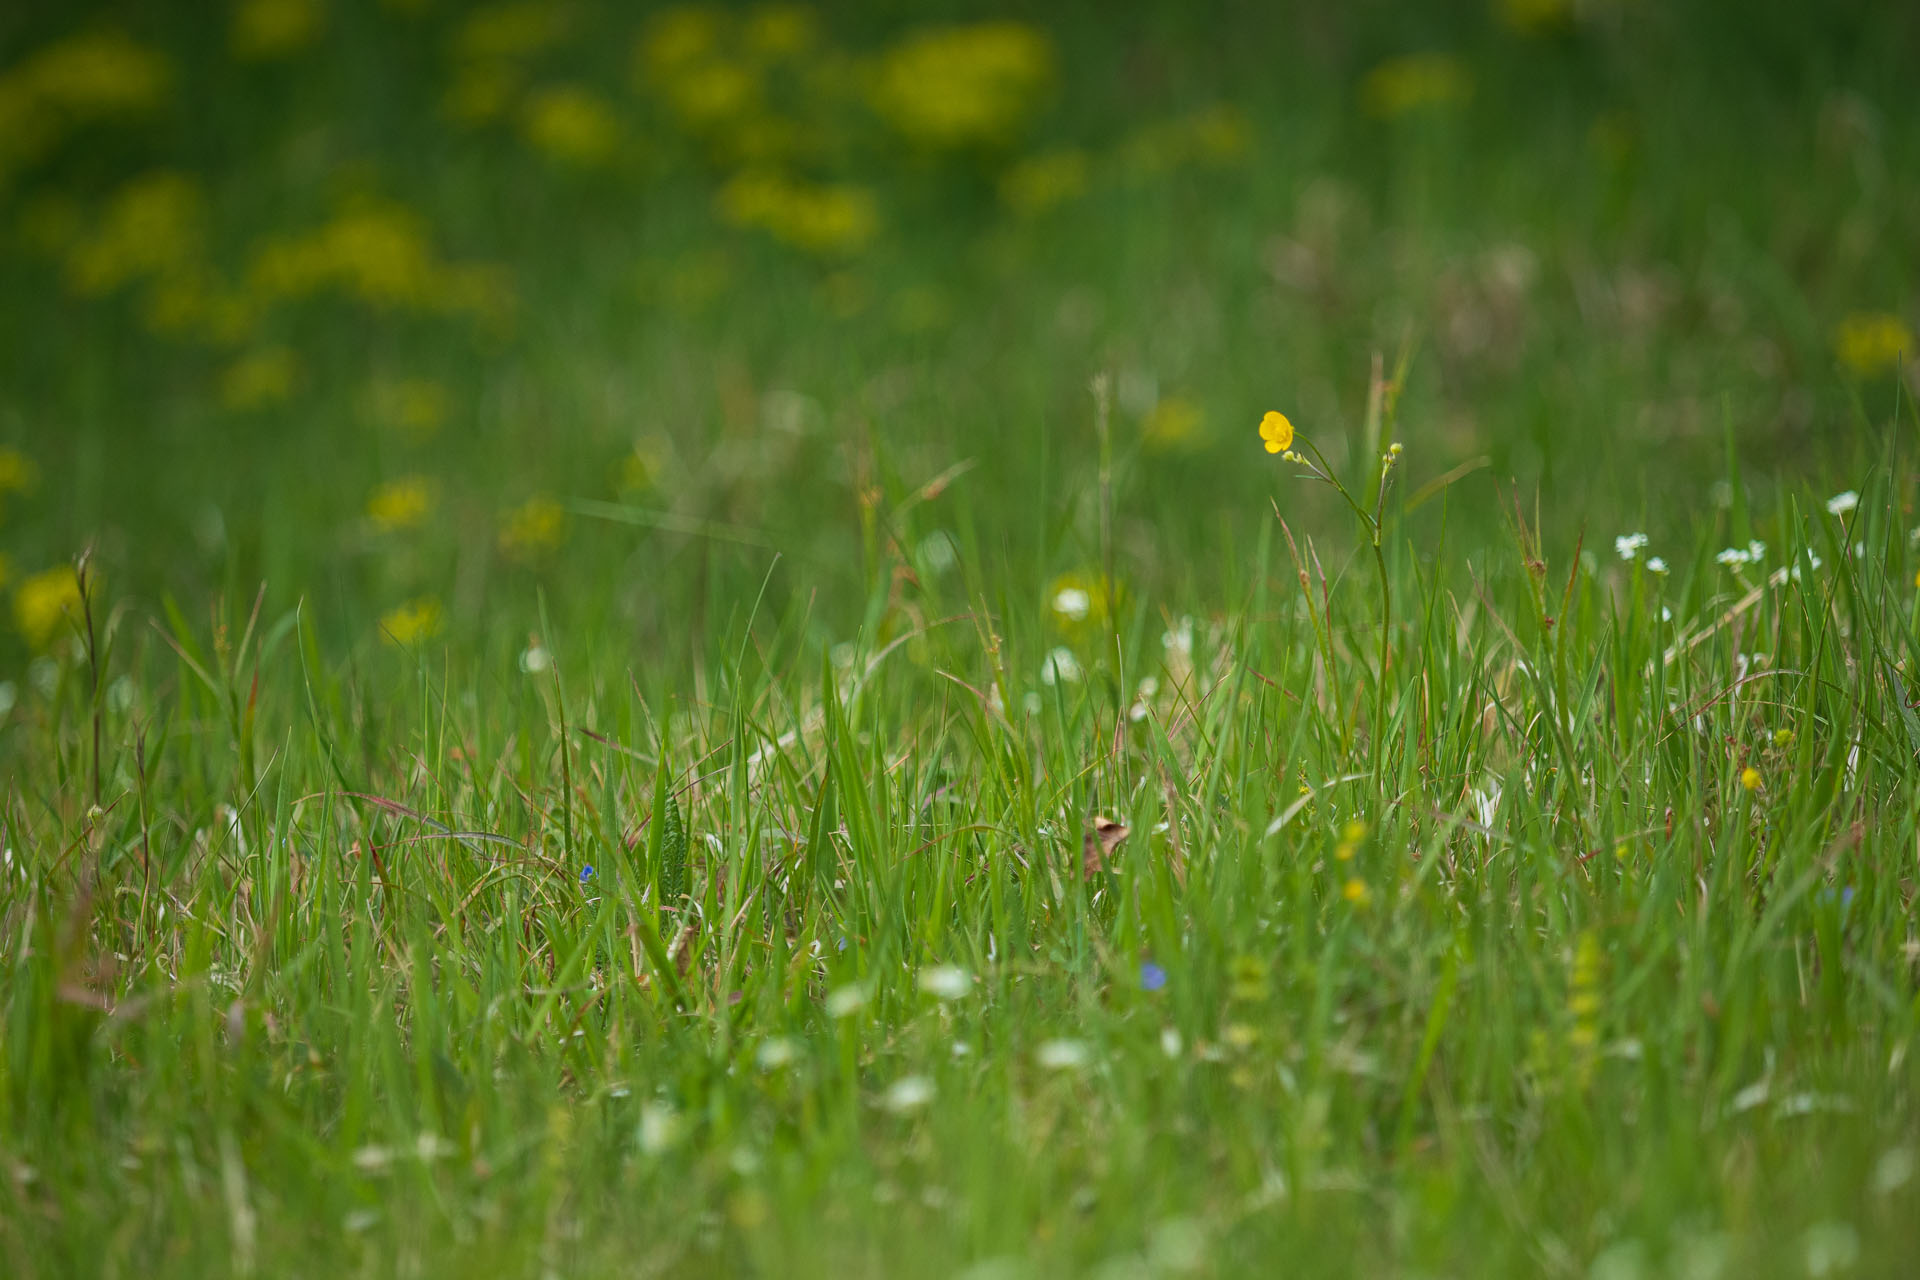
<box><xmin>1160</xmin><ymin>1027</ymin><xmax>1183</xmax><ymax>1058</ymax></box>
<box><xmin>825</xmin><ymin>983</ymin><xmax>870</xmax><ymax>1018</ymax></box>
<box><xmin>638</xmin><ymin>1103</ymin><xmax>683</xmax><ymax>1154</ymax></box>
<box><xmin>882</xmin><ymin>1075</ymin><xmax>936</xmax><ymax>1114</ymax></box>
<box><xmin>756</xmin><ymin>1037</ymin><xmax>799</xmax><ymax>1070</ymax></box>
<box><xmin>1040</xmin><ymin>647</ymin><xmax>1081</xmax><ymax>686</ymax></box>
<box><xmin>1035</xmin><ymin>1039</ymin><xmax>1091</xmax><ymax>1071</ymax></box>
<box><xmin>519</xmin><ymin>645</ymin><xmax>552</xmax><ymax>674</ymax></box>
<box><xmin>1162</xmin><ymin>618</ymin><xmax>1194</xmax><ymax>658</ymax></box>
<box><xmin>1826</xmin><ymin>490</ymin><xmax>1859</xmax><ymax>517</ymax></box>
<box><xmin>1614</xmin><ymin>532</ymin><xmax>1649</xmax><ymax>561</ymax></box>
<box><xmin>1051</xmin><ymin>587</ymin><xmax>1092</xmax><ymax>621</ymax></box>
<box><xmin>351</xmin><ymin>1145</ymin><xmax>394</xmax><ymax>1174</ymax></box>
<box><xmin>1748</xmin><ymin>539</ymin><xmax>1766</xmax><ymax>562</ymax></box>
<box><xmin>917</xmin><ymin>965</ymin><xmax>970</xmax><ymax>1000</ymax></box>
<box><xmin>1644</xmin><ymin>557</ymin><xmax>1668</xmax><ymax>575</ymax></box>
<box><xmin>1715</xmin><ymin>547</ymin><xmax>1750</xmax><ymax>568</ymax></box>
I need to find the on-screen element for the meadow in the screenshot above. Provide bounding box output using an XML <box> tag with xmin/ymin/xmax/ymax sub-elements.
<box><xmin>3</xmin><ymin>1</ymin><xmax>1919</xmax><ymax>1276</ymax></box>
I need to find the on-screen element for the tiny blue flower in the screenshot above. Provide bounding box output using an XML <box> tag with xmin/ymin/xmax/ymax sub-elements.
<box><xmin>1140</xmin><ymin>961</ymin><xmax>1168</xmax><ymax>992</ymax></box>
<box><xmin>579</xmin><ymin>865</ymin><xmax>595</xmax><ymax>884</ymax></box>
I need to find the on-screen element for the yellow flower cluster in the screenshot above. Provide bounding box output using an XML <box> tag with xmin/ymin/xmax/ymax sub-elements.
<box><xmin>718</xmin><ymin>171</ymin><xmax>877</xmax><ymax>254</ymax></box>
<box><xmin>231</xmin><ymin>0</ymin><xmax>327</xmax><ymax>62</ymax></box>
<box><xmin>380</xmin><ymin>596</ymin><xmax>443</xmax><ymax>646</ymax></box>
<box><xmin>633</xmin><ymin>4</ymin><xmax>832</xmax><ymax>170</ymax></box>
<box><xmin>248</xmin><ymin>198</ymin><xmax>513</xmax><ymax>325</ymax></box>
<box><xmin>499</xmin><ymin>495</ymin><xmax>568</xmax><ymax>560</ymax></box>
<box><xmin>1835</xmin><ymin>311</ymin><xmax>1914</xmax><ymax>378</ymax></box>
<box><xmin>1360</xmin><ymin>53</ymin><xmax>1473</xmax><ymax>119</ymax></box>
<box><xmin>442</xmin><ymin>0</ymin><xmax>570</xmax><ymax>124</ymax></box>
<box><xmin>520</xmin><ymin>86</ymin><xmax>624</xmax><ymax>167</ymax></box>
<box><xmin>0</xmin><ymin>31</ymin><xmax>172</xmax><ymax>184</ymax></box>
<box><xmin>13</xmin><ymin>564</ymin><xmax>83</xmax><ymax>649</ymax></box>
<box><xmin>867</xmin><ymin>22</ymin><xmax>1053</xmax><ymax>149</ymax></box>
<box><xmin>62</xmin><ymin>171</ymin><xmax>205</xmax><ymax>296</ymax></box>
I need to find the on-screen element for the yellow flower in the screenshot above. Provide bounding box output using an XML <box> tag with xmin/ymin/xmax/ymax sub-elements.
<box><xmin>1740</xmin><ymin>766</ymin><xmax>1762</xmax><ymax>792</ymax></box>
<box><xmin>520</xmin><ymin>87</ymin><xmax>621</xmax><ymax>166</ymax></box>
<box><xmin>0</xmin><ymin>447</ymin><xmax>37</xmax><ymax>495</ymax></box>
<box><xmin>1497</xmin><ymin>0</ymin><xmax>1574</xmax><ymax>35</ymax></box>
<box><xmin>17</xmin><ymin>30</ymin><xmax>173</xmax><ymax>115</ymax></box>
<box><xmin>867</xmin><ymin>23</ymin><xmax>1054</xmax><ymax>149</ymax></box>
<box><xmin>1258</xmin><ymin>410</ymin><xmax>1294</xmax><ymax>454</ymax></box>
<box><xmin>1341</xmin><ymin>877</ymin><xmax>1372</xmax><ymax>908</ymax></box>
<box><xmin>231</xmin><ymin>0</ymin><xmax>327</xmax><ymax>62</ymax></box>
<box><xmin>1142</xmin><ymin>397</ymin><xmax>1205</xmax><ymax>452</ymax></box>
<box><xmin>219</xmin><ymin>347</ymin><xmax>298</xmax><ymax>411</ymax></box>
<box><xmin>1335</xmin><ymin>818</ymin><xmax>1367</xmax><ymax>861</ymax></box>
<box><xmin>998</xmin><ymin>149</ymin><xmax>1089</xmax><ymax>217</ymax></box>
<box><xmin>367</xmin><ymin>477</ymin><xmax>433</xmax><ymax>531</ymax></box>
<box><xmin>717</xmin><ymin>171</ymin><xmax>877</xmax><ymax>254</ymax></box>
<box><xmin>64</xmin><ymin>171</ymin><xmax>205</xmax><ymax>296</ymax></box>
<box><xmin>743</xmin><ymin>5</ymin><xmax>817</xmax><ymax>59</ymax></box>
<box><xmin>1360</xmin><ymin>53</ymin><xmax>1473</xmax><ymax>119</ymax></box>
<box><xmin>499</xmin><ymin>495</ymin><xmax>568</xmax><ymax>559</ymax></box>
<box><xmin>442</xmin><ymin>60</ymin><xmax>522</xmax><ymax>125</ymax></box>
<box><xmin>1835</xmin><ymin>312</ymin><xmax>1914</xmax><ymax>378</ymax></box>
<box><xmin>14</xmin><ymin>565</ymin><xmax>83</xmax><ymax>649</ymax></box>
<box><xmin>379</xmin><ymin>597</ymin><xmax>443</xmax><ymax>646</ymax></box>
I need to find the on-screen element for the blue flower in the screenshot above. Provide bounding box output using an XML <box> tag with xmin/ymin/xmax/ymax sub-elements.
<box><xmin>1140</xmin><ymin>961</ymin><xmax>1168</xmax><ymax>992</ymax></box>
<box><xmin>579</xmin><ymin>865</ymin><xmax>595</xmax><ymax>884</ymax></box>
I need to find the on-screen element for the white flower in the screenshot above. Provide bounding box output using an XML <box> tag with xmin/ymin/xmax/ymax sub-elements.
<box><xmin>1040</xmin><ymin>647</ymin><xmax>1081</xmax><ymax>686</ymax></box>
<box><xmin>1159</xmin><ymin>1027</ymin><xmax>1183</xmax><ymax>1058</ymax></box>
<box><xmin>756</xmin><ymin>1038</ymin><xmax>799</xmax><ymax>1070</ymax></box>
<box><xmin>1748</xmin><ymin>539</ymin><xmax>1766</xmax><ymax>562</ymax></box>
<box><xmin>1614</xmin><ymin>532</ymin><xmax>1649</xmax><ymax>560</ymax></box>
<box><xmin>917</xmin><ymin>965</ymin><xmax>970</xmax><ymax>1000</ymax></box>
<box><xmin>519</xmin><ymin>644</ymin><xmax>552</xmax><ymax>674</ymax></box>
<box><xmin>1162</xmin><ymin>618</ymin><xmax>1194</xmax><ymax>658</ymax></box>
<box><xmin>882</xmin><ymin>1075</ymin><xmax>936</xmax><ymax>1114</ymax></box>
<box><xmin>1715</xmin><ymin>547</ymin><xmax>1751</xmax><ymax>568</ymax></box>
<box><xmin>1035</xmin><ymin>1039</ymin><xmax>1091</xmax><ymax>1071</ymax></box>
<box><xmin>351</xmin><ymin>1145</ymin><xmax>394</xmax><ymax>1173</ymax></box>
<box><xmin>1644</xmin><ymin>557</ymin><xmax>1668</xmax><ymax>575</ymax></box>
<box><xmin>825</xmin><ymin>983</ymin><xmax>870</xmax><ymax>1018</ymax></box>
<box><xmin>1051</xmin><ymin>587</ymin><xmax>1091</xmax><ymax>621</ymax></box>
<box><xmin>638</xmin><ymin>1103</ymin><xmax>683</xmax><ymax>1154</ymax></box>
<box><xmin>1826</xmin><ymin>490</ymin><xmax>1859</xmax><ymax>517</ymax></box>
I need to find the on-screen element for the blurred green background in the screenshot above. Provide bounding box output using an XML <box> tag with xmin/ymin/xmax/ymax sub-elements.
<box><xmin>1</xmin><ymin>0</ymin><xmax>1915</xmax><ymax>671</ymax></box>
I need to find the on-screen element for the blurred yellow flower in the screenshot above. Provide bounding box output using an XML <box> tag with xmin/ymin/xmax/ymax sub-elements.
<box><xmin>743</xmin><ymin>5</ymin><xmax>817</xmax><ymax>59</ymax></box>
<box><xmin>231</xmin><ymin>0</ymin><xmax>327</xmax><ymax>61</ymax></box>
<box><xmin>1258</xmin><ymin>410</ymin><xmax>1294</xmax><ymax>454</ymax></box>
<box><xmin>367</xmin><ymin>477</ymin><xmax>433</xmax><ymax>531</ymax></box>
<box><xmin>998</xmin><ymin>149</ymin><xmax>1089</xmax><ymax>217</ymax></box>
<box><xmin>442</xmin><ymin>59</ymin><xmax>522</xmax><ymax>124</ymax></box>
<box><xmin>718</xmin><ymin>171</ymin><xmax>877</xmax><ymax>254</ymax></box>
<box><xmin>1119</xmin><ymin>104</ymin><xmax>1252</xmax><ymax>179</ymax></box>
<box><xmin>1835</xmin><ymin>312</ymin><xmax>1913</xmax><ymax>377</ymax></box>
<box><xmin>1497</xmin><ymin>0</ymin><xmax>1574</xmax><ymax>35</ymax></box>
<box><xmin>370</xmin><ymin>377</ymin><xmax>450</xmax><ymax>437</ymax></box>
<box><xmin>1341</xmin><ymin>877</ymin><xmax>1372</xmax><ymax>908</ymax></box>
<box><xmin>219</xmin><ymin>347</ymin><xmax>298</xmax><ymax>411</ymax></box>
<box><xmin>457</xmin><ymin>1</ymin><xmax>567</xmax><ymax>62</ymax></box>
<box><xmin>249</xmin><ymin>200</ymin><xmax>513</xmax><ymax>324</ymax></box>
<box><xmin>637</xmin><ymin>7</ymin><xmax>725</xmax><ymax>81</ymax></box>
<box><xmin>64</xmin><ymin>171</ymin><xmax>205</xmax><ymax>296</ymax></box>
<box><xmin>618</xmin><ymin>437</ymin><xmax>670</xmax><ymax>492</ymax></box>
<box><xmin>0</xmin><ymin>447</ymin><xmax>37</xmax><ymax>495</ymax></box>
<box><xmin>520</xmin><ymin>87</ymin><xmax>621</xmax><ymax>166</ymax></box>
<box><xmin>499</xmin><ymin>495</ymin><xmax>568</xmax><ymax>559</ymax></box>
<box><xmin>379</xmin><ymin>597</ymin><xmax>443</xmax><ymax>646</ymax></box>
<box><xmin>14</xmin><ymin>565</ymin><xmax>83</xmax><ymax>649</ymax></box>
<box><xmin>1142</xmin><ymin>397</ymin><xmax>1205</xmax><ymax>452</ymax></box>
<box><xmin>868</xmin><ymin>23</ymin><xmax>1053</xmax><ymax>148</ymax></box>
<box><xmin>13</xmin><ymin>30</ymin><xmax>172</xmax><ymax>115</ymax></box>
<box><xmin>1361</xmin><ymin>53</ymin><xmax>1473</xmax><ymax>119</ymax></box>
<box><xmin>1740</xmin><ymin>766</ymin><xmax>1762</xmax><ymax>792</ymax></box>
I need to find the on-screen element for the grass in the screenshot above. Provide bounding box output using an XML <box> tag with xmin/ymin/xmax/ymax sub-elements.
<box><xmin>4</xmin><ymin>2</ymin><xmax>1920</xmax><ymax>1277</ymax></box>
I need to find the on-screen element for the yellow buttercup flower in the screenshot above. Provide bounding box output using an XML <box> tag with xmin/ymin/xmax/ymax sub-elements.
<box><xmin>367</xmin><ymin>477</ymin><xmax>433</xmax><ymax>531</ymax></box>
<box><xmin>1835</xmin><ymin>312</ymin><xmax>1913</xmax><ymax>378</ymax></box>
<box><xmin>1258</xmin><ymin>410</ymin><xmax>1294</xmax><ymax>454</ymax></box>
<box><xmin>499</xmin><ymin>495</ymin><xmax>568</xmax><ymax>559</ymax></box>
<box><xmin>1341</xmin><ymin>877</ymin><xmax>1372</xmax><ymax>908</ymax></box>
<box><xmin>379</xmin><ymin>597</ymin><xmax>443</xmax><ymax>646</ymax></box>
<box><xmin>1740</xmin><ymin>766</ymin><xmax>1761</xmax><ymax>792</ymax></box>
<box><xmin>14</xmin><ymin>565</ymin><xmax>84</xmax><ymax>648</ymax></box>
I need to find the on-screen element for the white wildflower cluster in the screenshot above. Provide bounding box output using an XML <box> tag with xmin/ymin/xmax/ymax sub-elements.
<box><xmin>1716</xmin><ymin>540</ymin><xmax>1767</xmax><ymax>569</ymax></box>
<box><xmin>1614</xmin><ymin>532</ymin><xmax>1668</xmax><ymax>575</ymax></box>
<box><xmin>1826</xmin><ymin>490</ymin><xmax>1859</xmax><ymax>517</ymax></box>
